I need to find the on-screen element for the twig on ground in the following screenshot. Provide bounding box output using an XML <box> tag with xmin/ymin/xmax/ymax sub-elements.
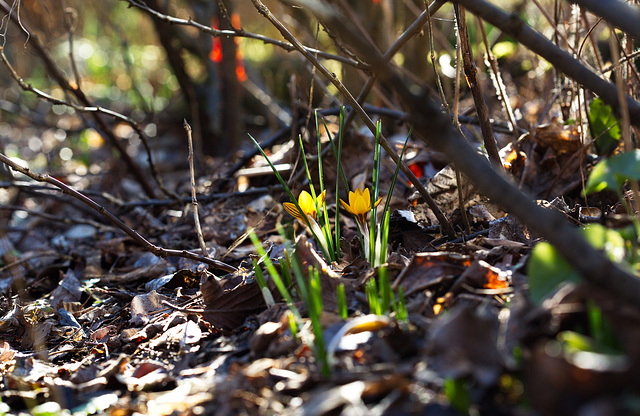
<box><xmin>249</xmin><ymin>0</ymin><xmax>456</xmax><ymax>238</ymax></box>
<box><xmin>0</xmin><ymin>152</ymin><xmax>237</xmax><ymax>273</ymax></box>
<box><xmin>431</xmin><ymin>228</ymin><xmax>491</xmax><ymax>248</ymax></box>
<box><xmin>184</xmin><ymin>120</ymin><xmax>209</xmax><ymax>258</ymax></box>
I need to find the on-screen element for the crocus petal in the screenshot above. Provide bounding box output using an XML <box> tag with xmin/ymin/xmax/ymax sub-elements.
<box><xmin>362</xmin><ymin>188</ymin><xmax>371</xmax><ymax>204</ymax></box>
<box><xmin>298</xmin><ymin>191</ymin><xmax>315</xmax><ymax>217</ymax></box>
<box><xmin>317</xmin><ymin>189</ymin><xmax>327</xmax><ymax>206</ymax></box>
<box><xmin>339</xmin><ymin>198</ymin><xmax>354</xmax><ymax>215</ymax></box>
<box><xmin>373</xmin><ymin>197</ymin><xmax>383</xmax><ymax>208</ymax></box>
<box><xmin>307</xmin><ymin>216</ymin><xmax>329</xmax><ymax>254</ymax></box>
<box><xmin>349</xmin><ymin>190</ymin><xmax>358</xmax><ymax>208</ymax></box>
<box><xmin>283</xmin><ymin>202</ymin><xmax>305</xmax><ymax>220</ymax></box>
<box><xmin>354</xmin><ymin>194</ymin><xmax>369</xmax><ymax>215</ymax></box>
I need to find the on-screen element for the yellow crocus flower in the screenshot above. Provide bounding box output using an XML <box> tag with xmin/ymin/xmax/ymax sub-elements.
<box><xmin>339</xmin><ymin>188</ymin><xmax>382</xmax><ymax>225</ymax></box>
<box><xmin>283</xmin><ymin>190</ymin><xmax>326</xmax><ymax>221</ymax></box>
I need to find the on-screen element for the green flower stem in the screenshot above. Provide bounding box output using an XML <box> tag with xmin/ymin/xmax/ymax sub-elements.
<box><xmin>297</xmin><ymin>132</ymin><xmax>336</xmax><ymax>260</ymax></box>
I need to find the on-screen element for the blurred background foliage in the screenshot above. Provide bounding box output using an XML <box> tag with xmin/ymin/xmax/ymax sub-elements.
<box><xmin>0</xmin><ymin>0</ymin><xmax>613</xmax><ymax>187</ymax></box>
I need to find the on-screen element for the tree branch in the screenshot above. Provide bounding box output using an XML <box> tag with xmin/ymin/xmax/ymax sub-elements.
<box><xmin>569</xmin><ymin>0</ymin><xmax>640</xmax><ymax>44</ymax></box>
<box><xmin>123</xmin><ymin>0</ymin><xmax>367</xmax><ymax>71</ymax></box>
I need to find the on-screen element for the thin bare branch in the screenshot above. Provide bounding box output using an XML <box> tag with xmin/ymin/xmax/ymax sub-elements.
<box><xmin>0</xmin><ymin>0</ymin><xmax>156</xmax><ymax>198</ymax></box>
<box><xmin>342</xmin><ymin>0</ymin><xmax>447</xmax><ymax>132</ymax></box>
<box><xmin>454</xmin><ymin>5</ymin><xmax>502</xmax><ymax>170</ymax></box>
<box><xmin>0</xmin><ymin>47</ymin><xmax>178</xmax><ymax>201</ymax></box>
<box><xmin>477</xmin><ymin>17</ymin><xmax>519</xmax><ymax>144</ymax></box>
<box><xmin>185</xmin><ymin>120</ymin><xmax>209</xmax><ymax>258</ymax></box>
<box><xmin>122</xmin><ymin>0</ymin><xmax>368</xmax><ymax>71</ymax></box>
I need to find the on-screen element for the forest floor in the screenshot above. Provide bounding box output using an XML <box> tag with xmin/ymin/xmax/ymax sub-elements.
<box><xmin>1</xmin><ymin>106</ymin><xmax>640</xmax><ymax>416</ymax></box>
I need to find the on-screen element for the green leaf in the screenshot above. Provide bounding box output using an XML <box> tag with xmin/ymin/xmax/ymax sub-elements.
<box><xmin>527</xmin><ymin>224</ymin><xmax>627</xmax><ymax>304</ymax></box>
<box><xmin>589</xmin><ymin>98</ymin><xmax>621</xmax><ymax>155</ymax></box>
<box><xmin>584</xmin><ymin>150</ymin><xmax>640</xmax><ymax>195</ymax></box>
<box><xmin>491</xmin><ymin>40</ymin><xmax>517</xmax><ymax>59</ymax></box>
<box><xmin>582</xmin><ymin>224</ymin><xmax>626</xmax><ymax>263</ymax></box>
<box><xmin>527</xmin><ymin>241</ymin><xmax>581</xmax><ymax>305</ymax></box>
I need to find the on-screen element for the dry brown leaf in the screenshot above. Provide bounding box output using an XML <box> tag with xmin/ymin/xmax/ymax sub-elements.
<box><xmin>394</xmin><ymin>252</ymin><xmax>471</xmax><ymax>296</ymax></box>
<box><xmin>200</xmin><ymin>270</ymin><xmax>266</xmax><ymax>331</ymax></box>
<box><xmin>535</xmin><ymin>118</ymin><xmax>582</xmax><ymax>154</ymax></box>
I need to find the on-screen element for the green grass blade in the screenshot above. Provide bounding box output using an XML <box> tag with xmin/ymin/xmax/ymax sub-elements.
<box><xmin>249</xmin><ymin>229</ymin><xmax>301</xmax><ymax>320</ymax></box>
<box><xmin>309</xmin><ymin>266</ymin><xmax>324</xmax><ymax>317</ymax></box>
<box><xmin>382</xmin><ymin>129</ymin><xmax>412</xmax><ymax>212</ymax></box>
<box><xmin>315</xmin><ymin>110</ymin><xmax>324</xmax><ymax>200</ymax></box>
<box><xmin>249</xmin><ymin>134</ymin><xmax>298</xmax><ymax>209</ymax></box>
<box><xmin>252</xmin><ymin>259</ymin><xmax>275</xmax><ymax>307</ymax></box>
<box><xmin>397</xmin><ymin>286</ymin><xmax>408</xmax><ymax>322</ymax></box>
<box><xmin>309</xmin><ymin>266</ymin><xmax>329</xmax><ymax>376</ymax></box>
<box><xmin>297</xmin><ymin>134</ymin><xmax>317</xmax><ymax>202</ymax></box>
<box><xmin>279</xmin><ymin>257</ymin><xmax>293</xmax><ymax>288</ymax></box>
<box><xmin>288</xmin><ymin>311</ymin><xmax>298</xmax><ymax>339</ymax></box>
<box><xmin>379</xmin><ymin>266</ymin><xmax>391</xmax><ymax>314</ymax></box>
<box><xmin>366</xmin><ymin>278</ymin><xmax>381</xmax><ymax>315</ymax></box>
<box><xmin>286</xmin><ymin>132</ymin><xmax>332</xmax><ymax>261</ymax></box>
<box><xmin>378</xmin><ymin>131</ymin><xmax>411</xmax><ymax>265</ymax></box>
<box><xmin>334</xmin><ymin>108</ymin><xmax>345</xmax><ymax>258</ymax></box>
<box><xmin>370</xmin><ymin>121</ymin><xmax>382</xmax><ymax>263</ymax></box>
<box><xmin>321</xmin><ymin>109</ymin><xmax>347</xmax><ymax>261</ymax></box>
<box><xmin>337</xmin><ymin>282</ymin><xmax>348</xmax><ymax>319</ymax></box>
<box><xmin>314</xmin><ymin>112</ymin><xmax>336</xmax><ymax>261</ymax></box>
<box><xmin>326</xmin><ymin>108</ymin><xmax>351</xmax><ymax>193</ymax></box>
<box><xmin>379</xmin><ymin>210</ymin><xmax>390</xmax><ymax>266</ymax></box>
<box><xmin>278</xmin><ymin>225</ymin><xmax>309</xmax><ymax>302</ymax></box>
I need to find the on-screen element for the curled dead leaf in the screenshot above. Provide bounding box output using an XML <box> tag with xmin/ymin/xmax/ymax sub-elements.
<box><xmin>200</xmin><ymin>270</ymin><xmax>266</xmax><ymax>331</ymax></box>
<box><xmin>0</xmin><ymin>341</ymin><xmax>15</xmax><ymax>362</ymax></box>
